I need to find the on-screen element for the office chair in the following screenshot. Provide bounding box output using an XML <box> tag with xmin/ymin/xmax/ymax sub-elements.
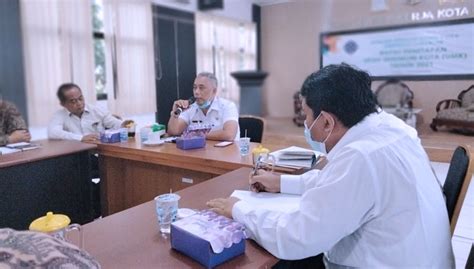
<box><xmin>443</xmin><ymin>144</ymin><xmax>474</xmax><ymax>235</ymax></box>
<box><xmin>466</xmin><ymin>243</ymin><xmax>474</xmax><ymax>269</ymax></box>
<box><xmin>238</xmin><ymin>115</ymin><xmax>265</xmax><ymax>143</ymax></box>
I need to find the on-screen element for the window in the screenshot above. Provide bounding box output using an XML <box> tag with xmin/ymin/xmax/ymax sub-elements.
<box><xmin>196</xmin><ymin>13</ymin><xmax>256</xmax><ymax>104</ymax></box>
<box><xmin>92</xmin><ymin>0</ymin><xmax>107</xmax><ymax>99</ymax></box>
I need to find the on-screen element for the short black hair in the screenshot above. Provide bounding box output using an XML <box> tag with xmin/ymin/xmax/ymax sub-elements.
<box><xmin>300</xmin><ymin>63</ymin><xmax>378</xmax><ymax>128</ymax></box>
<box><xmin>57</xmin><ymin>83</ymin><xmax>81</xmax><ymax>103</ymax></box>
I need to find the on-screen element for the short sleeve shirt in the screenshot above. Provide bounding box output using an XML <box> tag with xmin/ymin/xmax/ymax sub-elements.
<box><xmin>179</xmin><ymin>97</ymin><xmax>240</xmax><ymax>140</ymax></box>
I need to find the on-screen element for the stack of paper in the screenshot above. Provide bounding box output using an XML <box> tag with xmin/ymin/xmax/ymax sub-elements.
<box><xmin>270</xmin><ymin>146</ymin><xmax>322</xmax><ymax>169</ymax></box>
<box><xmin>6</xmin><ymin>142</ymin><xmax>40</xmax><ymax>151</ymax></box>
<box><xmin>0</xmin><ymin>147</ymin><xmax>21</xmax><ymax>155</ymax></box>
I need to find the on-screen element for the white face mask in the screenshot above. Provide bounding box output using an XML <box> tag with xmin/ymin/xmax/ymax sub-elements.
<box><xmin>304</xmin><ymin>112</ymin><xmax>333</xmax><ymax>154</ymax></box>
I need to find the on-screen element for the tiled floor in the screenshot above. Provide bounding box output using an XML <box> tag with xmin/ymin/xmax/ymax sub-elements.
<box><xmin>29</xmin><ymin>115</ymin><xmax>473</xmax><ymax>267</ymax></box>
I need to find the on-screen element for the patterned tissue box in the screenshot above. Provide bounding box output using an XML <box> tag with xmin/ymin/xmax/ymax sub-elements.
<box><xmin>99</xmin><ymin>130</ymin><xmax>120</xmax><ymax>143</ymax></box>
<box><xmin>170</xmin><ymin>210</ymin><xmax>246</xmax><ymax>268</ymax></box>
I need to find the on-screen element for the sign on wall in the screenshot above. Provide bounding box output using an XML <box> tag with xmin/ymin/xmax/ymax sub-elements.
<box><xmin>320</xmin><ymin>18</ymin><xmax>474</xmax><ymax>80</ymax></box>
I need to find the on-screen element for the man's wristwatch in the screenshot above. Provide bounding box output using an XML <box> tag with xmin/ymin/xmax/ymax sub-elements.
<box><xmin>170</xmin><ymin>111</ymin><xmax>179</xmax><ymax>118</ymax></box>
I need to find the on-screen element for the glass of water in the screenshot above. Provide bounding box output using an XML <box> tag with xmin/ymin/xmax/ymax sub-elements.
<box><xmin>154</xmin><ymin>193</ymin><xmax>180</xmax><ymax>234</ymax></box>
<box><xmin>239</xmin><ymin>137</ymin><xmax>250</xmax><ymax>156</ymax></box>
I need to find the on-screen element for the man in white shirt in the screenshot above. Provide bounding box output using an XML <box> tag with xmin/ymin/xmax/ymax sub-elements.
<box><xmin>167</xmin><ymin>72</ymin><xmax>239</xmax><ymax>141</ymax></box>
<box><xmin>48</xmin><ymin>83</ymin><xmax>131</xmax><ymax>142</ymax></box>
<box><xmin>208</xmin><ymin>64</ymin><xmax>454</xmax><ymax>268</ymax></box>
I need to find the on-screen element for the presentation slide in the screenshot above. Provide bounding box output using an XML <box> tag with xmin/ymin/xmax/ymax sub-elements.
<box><xmin>320</xmin><ymin>19</ymin><xmax>474</xmax><ymax>80</ymax></box>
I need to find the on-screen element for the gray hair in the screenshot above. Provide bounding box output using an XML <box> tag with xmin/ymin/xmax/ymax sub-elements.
<box><xmin>197</xmin><ymin>72</ymin><xmax>218</xmax><ymax>89</ymax></box>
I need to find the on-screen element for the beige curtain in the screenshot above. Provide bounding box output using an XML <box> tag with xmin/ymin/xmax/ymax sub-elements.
<box><xmin>21</xmin><ymin>0</ymin><xmax>95</xmax><ymax>126</ymax></box>
<box><xmin>195</xmin><ymin>13</ymin><xmax>256</xmax><ymax>105</ymax></box>
<box><xmin>103</xmin><ymin>0</ymin><xmax>156</xmax><ymax>116</ymax></box>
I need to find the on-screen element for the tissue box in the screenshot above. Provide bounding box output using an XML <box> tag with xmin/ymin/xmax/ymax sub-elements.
<box><xmin>99</xmin><ymin>130</ymin><xmax>120</xmax><ymax>143</ymax></box>
<box><xmin>176</xmin><ymin>136</ymin><xmax>206</xmax><ymax>150</ymax></box>
<box><xmin>170</xmin><ymin>210</ymin><xmax>246</xmax><ymax>268</ymax></box>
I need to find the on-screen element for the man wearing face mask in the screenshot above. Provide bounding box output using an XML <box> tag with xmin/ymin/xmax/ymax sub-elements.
<box><xmin>167</xmin><ymin>72</ymin><xmax>239</xmax><ymax>141</ymax></box>
<box><xmin>207</xmin><ymin>64</ymin><xmax>454</xmax><ymax>268</ymax></box>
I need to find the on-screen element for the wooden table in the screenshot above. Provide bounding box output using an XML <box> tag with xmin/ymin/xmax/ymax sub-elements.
<box><xmin>97</xmin><ymin>139</ymin><xmax>296</xmax><ymax>216</ymax></box>
<box><xmin>0</xmin><ymin>140</ymin><xmax>97</xmax><ymax>229</ymax></box>
<box><xmin>82</xmin><ymin>167</ymin><xmax>277</xmax><ymax>268</ymax></box>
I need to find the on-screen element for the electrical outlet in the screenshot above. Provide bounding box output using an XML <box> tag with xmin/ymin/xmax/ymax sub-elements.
<box><xmin>182</xmin><ymin>177</ymin><xmax>193</xmax><ymax>184</ymax></box>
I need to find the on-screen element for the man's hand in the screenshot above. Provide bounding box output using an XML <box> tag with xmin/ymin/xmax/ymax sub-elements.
<box><xmin>172</xmin><ymin>99</ymin><xmax>191</xmax><ymax>114</ymax></box>
<box><xmin>81</xmin><ymin>134</ymin><xmax>99</xmax><ymax>143</ymax></box>
<box><xmin>315</xmin><ymin>155</ymin><xmax>328</xmax><ymax>170</ymax></box>
<box><xmin>8</xmin><ymin>130</ymin><xmax>31</xmax><ymax>144</ymax></box>
<box><xmin>206</xmin><ymin>197</ymin><xmax>240</xmax><ymax>219</ymax></box>
<box><xmin>249</xmin><ymin>169</ymin><xmax>281</xmax><ymax>193</ymax></box>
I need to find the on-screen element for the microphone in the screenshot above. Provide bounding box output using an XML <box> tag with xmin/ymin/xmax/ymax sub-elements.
<box><xmin>173</xmin><ymin>97</ymin><xmax>195</xmax><ymax>116</ymax></box>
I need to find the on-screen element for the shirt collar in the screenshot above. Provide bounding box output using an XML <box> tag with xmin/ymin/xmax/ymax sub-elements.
<box><xmin>193</xmin><ymin>96</ymin><xmax>220</xmax><ymax>113</ymax></box>
<box><xmin>67</xmin><ymin>105</ymin><xmax>90</xmax><ymax>117</ymax></box>
<box><xmin>327</xmin><ymin>111</ymin><xmax>383</xmax><ymax>160</ymax></box>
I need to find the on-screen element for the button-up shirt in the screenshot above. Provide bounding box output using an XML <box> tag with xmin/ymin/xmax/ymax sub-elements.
<box><xmin>0</xmin><ymin>101</ymin><xmax>28</xmax><ymax>146</ymax></box>
<box><xmin>233</xmin><ymin>111</ymin><xmax>454</xmax><ymax>268</ymax></box>
<box><xmin>47</xmin><ymin>104</ymin><xmax>122</xmax><ymax>141</ymax></box>
<box><xmin>179</xmin><ymin>97</ymin><xmax>240</xmax><ymax>140</ymax></box>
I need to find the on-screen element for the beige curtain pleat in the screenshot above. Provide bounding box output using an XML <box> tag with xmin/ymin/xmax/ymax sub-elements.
<box><xmin>21</xmin><ymin>0</ymin><xmax>94</xmax><ymax>126</ymax></box>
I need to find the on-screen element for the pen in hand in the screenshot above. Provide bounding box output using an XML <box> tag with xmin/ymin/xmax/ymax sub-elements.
<box><xmin>250</xmin><ymin>161</ymin><xmax>265</xmax><ymax>192</ymax></box>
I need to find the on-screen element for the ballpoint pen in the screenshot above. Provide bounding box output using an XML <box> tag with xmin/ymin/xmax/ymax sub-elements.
<box><xmin>250</xmin><ymin>155</ymin><xmax>266</xmax><ymax>192</ymax></box>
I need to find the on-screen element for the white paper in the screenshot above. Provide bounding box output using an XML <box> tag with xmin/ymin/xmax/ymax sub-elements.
<box><xmin>0</xmin><ymin>147</ymin><xmax>21</xmax><ymax>155</ymax></box>
<box><xmin>231</xmin><ymin>190</ymin><xmax>301</xmax><ymax>213</ymax></box>
<box><xmin>6</xmin><ymin>142</ymin><xmax>30</xmax><ymax>148</ymax></box>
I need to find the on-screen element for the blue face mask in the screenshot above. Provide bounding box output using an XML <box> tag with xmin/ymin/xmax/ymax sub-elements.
<box><xmin>304</xmin><ymin>112</ymin><xmax>332</xmax><ymax>154</ymax></box>
<box><xmin>304</xmin><ymin>121</ymin><xmax>325</xmax><ymax>153</ymax></box>
<box><xmin>198</xmin><ymin>98</ymin><xmax>212</xmax><ymax>110</ymax></box>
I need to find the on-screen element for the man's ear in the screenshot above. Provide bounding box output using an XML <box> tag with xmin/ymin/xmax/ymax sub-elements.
<box><xmin>322</xmin><ymin>112</ymin><xmax>335</xmax><ymax>131</ymax></box>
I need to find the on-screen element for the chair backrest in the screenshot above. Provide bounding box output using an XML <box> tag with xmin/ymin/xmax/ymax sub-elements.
<box><xmin>466</xmin><ymin>243</ymin><xmax>474</xmax><ymax>269</ymax></box>
<box><xmin>238</xmin><ymin>115</ymin><xmax>264</xmax><ymax>143</ymax></box>
<box><xmin>375</xmin><ymin>79</ymin><xmax>414</xmax><ymax>109</ymax></box>
<box><xmin>459</xmin><ymin>85</ymin><xmax>474</xmax><ymax>108</ymax></box>
<box><xmin>443</xmin><ymin>144</ymin><xmax>474</xmax><ymax>235</ymax></box>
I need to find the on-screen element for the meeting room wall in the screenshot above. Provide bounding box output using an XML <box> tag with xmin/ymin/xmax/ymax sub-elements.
<box><xmin>260</xmin><ymin>0</ymin><xmax>474</xmax><ymax>127</ymax></box>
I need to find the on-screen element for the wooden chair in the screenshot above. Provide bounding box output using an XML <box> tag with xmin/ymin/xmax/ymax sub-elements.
<box><xmin>431</xmin><ymin>85</ymin><xmax>474</xmax><ymax>134</ymax></box>
<box><xmin>443</xmin><ymin>144</ymin><xmax>474</xmax><ymax>235</ymax></box>
<box><xmin>375</xmin><ymin>79</ymin><xmax>414</xmax><ymax>109</ymax></box>
<box><xmin>375</xmin><ymin>79</ymin><xmax>415</xmax><ymax>123</ymax></box>
<box><xmin>238</xmin><ymin>115</ymin><xmax>265</xmax><ymax>143</ymax></box>
<box><xmin>292</xmin><ymin>91</ymin><xmax>305</xmax><ymax>127</ymax></box>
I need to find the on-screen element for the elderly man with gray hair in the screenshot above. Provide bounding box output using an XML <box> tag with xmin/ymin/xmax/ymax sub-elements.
<box><xmin>167</xmin><ymin>72</ymin><xmax>239</xmax><ymax>141</ymax></box>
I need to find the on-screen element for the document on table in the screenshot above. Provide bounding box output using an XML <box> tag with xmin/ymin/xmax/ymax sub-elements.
<box><xmin>6</xmin><ymin>142</ymin><xmax>40</xmax><ymax>151</ymax></box>
<box><xmin>0</xmin><ymin>147</ymin><xmax>21</xmax><ymax>155</ymax></box>
<box><xmin>270</xmin><ymin>146</ymin><xmax>323</xmax><ymax>169</ymax></box>
<box><xmin>231</xmin><ymin>190</ymin><xmax>301</xmax><ymax>213</ymax></box>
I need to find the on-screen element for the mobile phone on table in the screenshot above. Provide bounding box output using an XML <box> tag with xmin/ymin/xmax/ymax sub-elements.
<box><xmin>214</xmin><ymin>141</ymin><xmax>233</xmax><ymax>147</ymax></box>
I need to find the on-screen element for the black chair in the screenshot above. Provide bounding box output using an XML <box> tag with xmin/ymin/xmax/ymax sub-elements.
<box><xmin>466</xmin><ymin>243</ymin><xmax>474</xmax><ymax>269</ymax></box>
<box><xmin>239</xmin><ymin>115</ymin><xmax>265</xmax><ymax>143</ymax></box>
<box><xmin>443</xmin><ymin>144</ymin><xmax>474</xmax><ymax>235</ymax></box>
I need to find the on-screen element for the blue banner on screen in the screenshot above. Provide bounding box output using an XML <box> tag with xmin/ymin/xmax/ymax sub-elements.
<box><xmin>320</xmin><ymin>19</ymin><xmax>474</xmax><ymax>80</ymax></box>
